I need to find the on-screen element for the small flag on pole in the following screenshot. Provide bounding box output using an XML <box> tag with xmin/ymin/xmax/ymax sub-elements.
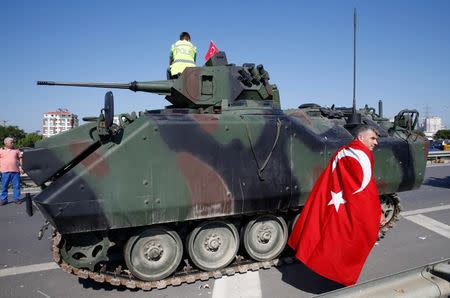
<box><xmin>205</xmin><ymin>41</ymin><xmax>219</xmax><ymax>61</ymax></box>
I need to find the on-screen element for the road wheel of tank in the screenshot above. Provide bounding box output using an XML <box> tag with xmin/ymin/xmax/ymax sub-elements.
<box><xmin>243</xmin><ymin>215</ymin><xmax>288</xmax><ymax>261</ymax></box>
<box><xmin>124</xmin><ymin>226</ymin><xmax>183</xmax><ymax>281</ymax></box>
<box><xmin>379</xmin><ymin>193</ymin><xmax>401</xmax><ymax>237</ymax></box>
<box><xmin>188</xmin><ymin>220</ymin><xmax>239</xmax><ymax>271</ymax></box>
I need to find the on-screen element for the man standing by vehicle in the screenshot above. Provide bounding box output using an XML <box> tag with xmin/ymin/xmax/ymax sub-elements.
<box><xmin>288</xmin><ymin>124</ymin><xmax>384</xmax><ymax>286</ymax></box>
<box><xmin>0</xmin><ymin>137</ymin><xmax>23</xmax><ymax>205</ymax></box>
<box><xmin>169</xmin><ymin>32</ymin><xmax>197</xmax><ymax>78</ymax></box>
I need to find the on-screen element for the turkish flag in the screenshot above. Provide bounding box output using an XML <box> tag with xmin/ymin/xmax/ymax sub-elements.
<box><xmin>205</xmin><ymin>41</ymin><xmax>219</xmax><ymax>61</ymax></box>
<box><xmin>288</xmin><ymin>139</ymin><xmax>381</xmax><ymax>286</ymax></box>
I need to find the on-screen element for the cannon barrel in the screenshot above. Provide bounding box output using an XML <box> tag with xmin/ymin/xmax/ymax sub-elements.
<box><xmin>37</xmin><ymin>80</ymin><xmax>173</xmax><ymax>95</ymax></box>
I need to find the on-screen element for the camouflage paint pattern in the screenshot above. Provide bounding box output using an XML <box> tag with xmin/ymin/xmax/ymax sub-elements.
<box><xmin>25</xmin><ymin>52</ymin><xmax>427</xmax><ymax>234</ymax></box>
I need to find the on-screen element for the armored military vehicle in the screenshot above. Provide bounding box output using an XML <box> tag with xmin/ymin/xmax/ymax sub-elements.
<box><xmin>23</xmin><ymin>52</ymin><xmax>427</xmax><ymax>289</ymax></box>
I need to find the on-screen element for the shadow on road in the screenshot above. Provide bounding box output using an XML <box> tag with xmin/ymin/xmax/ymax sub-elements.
<box><xmin>78</xmin><ymin>278</ymin><xmax>139</xmax><ymax>292</ymax></box>
<box><xmin>423</xmin><ymin>176</ymin><xmax>450</xmax><ymax>189</ymax></box>
<box><xmin>277</xmin><ymin>258</ymin><xmax>344</xmax><ymax>294</ymax></box>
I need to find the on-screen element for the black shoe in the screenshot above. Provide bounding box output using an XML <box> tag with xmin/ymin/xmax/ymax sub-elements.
<box><xmin>0</xmin><ymin>201</ymin><xmax>8</xmax><ymax>206</ymax></box>
<box><xmin>14</xmin><ymin>200</ymin><xmax>23</xmax><ymax>205</ymax></box>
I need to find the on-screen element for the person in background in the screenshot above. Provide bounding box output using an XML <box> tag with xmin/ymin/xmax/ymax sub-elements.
<box><xmin>168</xmin><ymin>32</ymin><xmax>197</xmax><ymax>78</ymax></box>
<box><xmin>0</xmin><ymin>137</ymin><xmax>23</xmax><ymax>205</ymax></box>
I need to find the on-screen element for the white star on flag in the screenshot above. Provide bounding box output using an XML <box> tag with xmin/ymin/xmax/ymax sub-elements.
<box><xmin>328</xmin><ymin>191</ymin><xmax>346</xmax><ymax>212</ymax></box>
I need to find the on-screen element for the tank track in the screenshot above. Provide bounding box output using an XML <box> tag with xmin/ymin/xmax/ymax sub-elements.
<box><xmin>50</xmin><ymin>193</ymin><xmax>401</xmax><ymax>291</ymax></box>
<box><xmin>51</xmin><ymin>232</ymin><xmax>296</xmax><ymax>290</ymax></box>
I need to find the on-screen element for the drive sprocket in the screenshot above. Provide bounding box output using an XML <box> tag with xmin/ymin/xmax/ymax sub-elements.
<box><xmin>60</xmin><ymin>232</ymin><xmax>113</xmax><ymax>271</ymax></box>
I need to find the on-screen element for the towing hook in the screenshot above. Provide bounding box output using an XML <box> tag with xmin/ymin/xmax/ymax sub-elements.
<box><xmin>38</xmin><ymin>220</ymin><xmax>50</xmax><ymax>240</ymax></box>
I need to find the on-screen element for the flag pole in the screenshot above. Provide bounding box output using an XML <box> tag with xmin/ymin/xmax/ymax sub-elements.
<box><xmin>345</xmin><ymin>8</ymin><xmax>362</xmax><ymax>128</ymax></box>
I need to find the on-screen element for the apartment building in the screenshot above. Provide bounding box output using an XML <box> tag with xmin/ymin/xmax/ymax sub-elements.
<box><xmin>42</xmin><ymin>109</ymin><xmax>79</xmax><ymax>138</ymax></box>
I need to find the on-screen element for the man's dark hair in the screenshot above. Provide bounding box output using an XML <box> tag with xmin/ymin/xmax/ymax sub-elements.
<box><xmin>180</xmin><ymin>32</ymin><xmax>191</xmax><ymax>41</ymax></box>
<box><xmin>352</xmin><ymin>124</ymin><xmax>378</xmax><ymax>138</ymax></box>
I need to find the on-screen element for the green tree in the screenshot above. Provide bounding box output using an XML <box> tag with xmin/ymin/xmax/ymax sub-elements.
<box><xmin>17</xmin><ymin>133</ymin><xmax>43</xmax><ymax>148</ymax></box>
<box><xmin>0</xmin><ymin>125</ymin><xmax>44</xmax><ymax>148</ymax></box>
<box><xmin>0</xmin><ymin>125</ymin><xmax>26</xmax><ymax>144</ymax></box>
<box><xmin>434</xmin><ymin>130</ymin><xmax>450</xmax><ymax>140</ymax></box>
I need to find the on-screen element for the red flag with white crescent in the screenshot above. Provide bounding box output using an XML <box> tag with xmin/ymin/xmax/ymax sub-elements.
<box><xmin>205</xmin><ymin>40</ymin><xmax>219</xmax><ymax>61</ymax></box>
<box><xmin>287</xmin><ymin>139</ymin><xmax>381</xmax><ymax>286</ymax></box>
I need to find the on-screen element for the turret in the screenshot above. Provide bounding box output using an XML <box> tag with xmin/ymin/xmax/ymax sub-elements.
<box><xmin>37</xmin><ymin>52</ymin><xmax>280</xmax><ymax>111</ymax></box>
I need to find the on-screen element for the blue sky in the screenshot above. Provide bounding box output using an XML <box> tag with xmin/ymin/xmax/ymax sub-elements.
<box><xmin>2</xmin><ymin>0</ymin><xmax>449</xmax><ymax>132</ymax></box>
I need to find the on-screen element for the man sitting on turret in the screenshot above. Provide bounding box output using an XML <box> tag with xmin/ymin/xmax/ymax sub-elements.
<box><xmin>168</xmin><ymin>32</ymin><xmax>197</xmax><ymax>79</ymax></box>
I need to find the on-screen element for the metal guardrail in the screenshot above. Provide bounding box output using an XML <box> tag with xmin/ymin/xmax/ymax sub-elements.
<box><xmin>21</xmin><ymin>175</ymin><xmax>32</xmax><ymax>183</ymax></box>
<box><xmin>428</xmin><ymin>150</ymin><xmax>450</xmax><ymax>161</ymax></box>
<box><xmin>19</xmin><ymin>175</ymin><xmax>38</xmax><ymax>189</ymax></box>
<box><xmin>318</xmin><ymin>258</ymin><xmax>450</xmax><ymax>298</ymax></box>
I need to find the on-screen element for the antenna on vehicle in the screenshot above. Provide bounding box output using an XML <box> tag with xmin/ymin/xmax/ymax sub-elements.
<box><xmin>345</xmin><ymin>8</ymin><xmax>362</xmax><ymax>128</ymax></box>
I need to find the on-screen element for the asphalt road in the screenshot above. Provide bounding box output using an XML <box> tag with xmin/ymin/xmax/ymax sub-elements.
<box><xmin>0</xmin><ymin>164</ymin><xmax>449</xmax><ymax>298</ymax></box>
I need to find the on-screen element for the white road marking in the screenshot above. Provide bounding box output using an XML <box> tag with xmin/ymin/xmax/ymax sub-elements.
<box><xmin>37</xmin><ymin>289</ymin><xmax>51</xmax><ymax>298</ymax></box>
<box><xmin>401</xmin><ymin>204</ymin><xmax>450</xmax><ymax>217</ymax></box>
<box><xmin>0</xmin><ymin>262</ymin><xmax>59</xmax><ymax>278</ymax></box>
<box><xmin>212</xmin><ymin>271</ymin><xmax>262</xmax><ymax>298</ymax></box>
<box><xmin>404</xmin><ymin>214</ymin><xmax>450</xmax><ymax>239</ymax></box>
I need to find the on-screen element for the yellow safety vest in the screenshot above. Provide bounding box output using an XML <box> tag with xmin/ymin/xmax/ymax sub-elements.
<box><xmin>170</xmin><ymin>40</ymin><xmax>197</xmax><ymax>76</ymax></box>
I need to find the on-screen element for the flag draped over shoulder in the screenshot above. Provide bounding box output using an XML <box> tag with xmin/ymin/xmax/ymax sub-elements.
<box><xmin>288</xmin><ymin>139</ymin><xmax>381</xmax><ymax>286</ymax></box>
<box><xmin>205</xmin><ymin>41</ymin><xmax>219</xmax><ymax>61</ymax></box>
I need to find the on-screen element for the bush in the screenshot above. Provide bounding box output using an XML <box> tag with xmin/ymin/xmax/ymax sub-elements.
<box><xmin>434</xmin><ymin>130</ymin><xmax>450</xmax><ymax>140</ymax></box>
